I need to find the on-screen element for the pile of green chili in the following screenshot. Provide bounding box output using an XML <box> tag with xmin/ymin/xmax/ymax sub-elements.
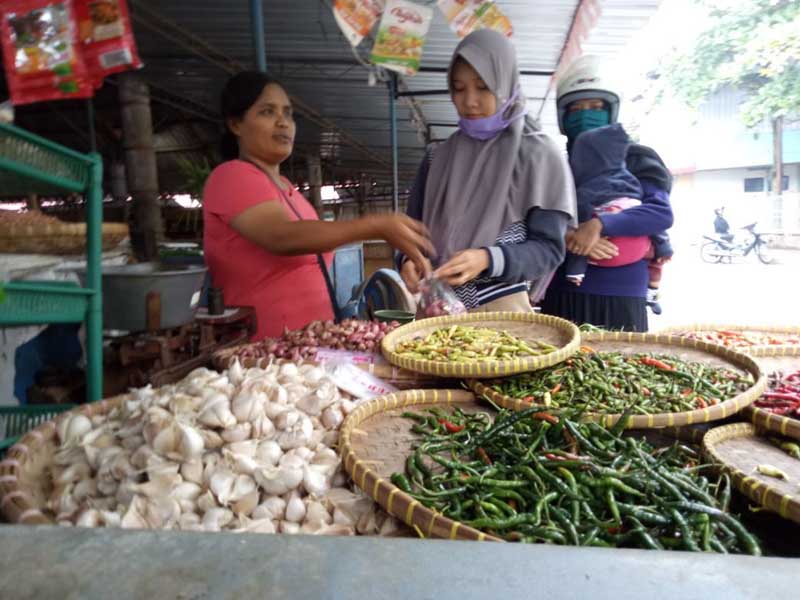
<box><xmin>395</xmin><ymin>325</ymin><xmax>556</xmax><ymax>363</ymax></box>
<box><xmin>392</xmin><ymin>406</ymin><xmax>761</xmax><ymax>554</ymax></box>
<box><xmin>489</xmin><ymin>350</ymin><xmax>753</xmax><ymax>414</ymax></box>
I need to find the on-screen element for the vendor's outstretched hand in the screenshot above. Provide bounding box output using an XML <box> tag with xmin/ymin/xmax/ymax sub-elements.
<box><xmin>373</xmin><ymin>215</ymin><xmax>435</xmax><ymax>276</ymax></box>
<box><xmin>400</xmin><ymin>257</ymin><xmax>432</xmax><ymax>294</ymax></box>
<box><xmin>434</xmin><ymin>249</ymin><xmax>489</xmax><ymax>287</ymax></box>
<box><xmin>567</xmin><ymin>218</ymin><xmax>604</xmax><ymax>256</ymax></box>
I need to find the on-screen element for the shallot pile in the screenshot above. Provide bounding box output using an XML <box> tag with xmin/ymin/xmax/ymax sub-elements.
<box><xmin>237</xmin><ymin>319</ymin><xmax>399</xmax><ymax>362</ymax></box>
<box><xmin>43</xmin><ymin>360</ymin><xmax>398</xmax><ymax>535</ymax></box>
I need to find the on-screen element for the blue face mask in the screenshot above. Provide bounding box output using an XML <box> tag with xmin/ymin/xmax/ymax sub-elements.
<box><xmin>563</xmin><ymin>108</ymin><xmax>610</xmax><ymax>141</ymax></box>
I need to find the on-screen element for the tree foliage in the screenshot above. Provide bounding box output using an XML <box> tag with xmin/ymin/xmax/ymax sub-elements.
<box><xmin>664</xmin><ymin>0</ymin><xmax>800</xmax><ymax>127</ymax></box>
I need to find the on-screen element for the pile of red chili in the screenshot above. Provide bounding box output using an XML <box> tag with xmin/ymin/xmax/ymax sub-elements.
<box><xmin>753</xmin><ymin>370</ymin><xmax>800</xmax><ymax>418</ymax></box>
<box><xmin>684</xmin><ymin>330</ymin><xmax>800</xmax><ymax>348</ymax></box>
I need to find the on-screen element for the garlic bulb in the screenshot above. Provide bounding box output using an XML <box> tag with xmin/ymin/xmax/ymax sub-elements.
<box><xmin>198</xmin><ymin>429</ymin><xmax>224</xmax><ymax>450</ymax></box>
<box><xmin>232</xmin><ymin>390</ymin><xmax>266</xmax><ymax>423</ymax></box>
<box><xmin>209</xmin><ymin>470</ymin><xmax>236</xmax><ymax>505</ymax></box>
<box><xmin>285</xmin><ymin>491</ymin><xmax>306</xmax><ymax>523</ymax></box>
<box><xmin>306</xmin><ymin>501</ymin><xmax>333</xmax><ymax>527</ymax></box>
<box><xmin>321</xmin><ymin>406</ymin><xmax>344</xmax><ymax>430</ymax></box>
<box><xmin>275</xmin><ymin>411</ymin><xmax>313</xmax><ymax>450</ymax></box>
<box><xmin>176</xmin><ymin>423</ymin><xmax>205</xmax><ymax>460</ymax></box>
<box><xmin>202</xmin><ymin>507</ymin><xmax>233</xmax><ymax>532</ymax></box>
<box><xmin>58</xmin><ymin>414</ymin><xmax>92</xmax><ymax>446</ymax></box>
<box><xmin>303</xmin><ymin>464</ymin><xmax>332</xmax><ymax>497</ymax></box>
<box><xmin>232</xmin><ymin>489</ymin><xmax>259</xmax><ymax>517</ymax></box>
<box><xmin>76</xmin><ymin>508</ymin><xmax>101</xmax><ymax>528</ymax></box>
<box><xmin>198</xmin><ymin>393</ymin><xmax>236</xmax><ymax>429</ymax></box>
<box><xmin>252</xmin><ymin>496</ymin><xmax>286</xmax><ymax>521</ymax></box>
<box><xmin>256</xmin><ymin>441</ymin><xmax>282</xmax><ymax>466</ymax></box>
<box><xmin>280</xmin><ymin>520</ymin><xmax>300</xmax><ymax>535</ymax></box>
<box><xmin>221</xmin><ymin>422</ymin><xmax>252</xmax><ymax>444</ymax></box>
<box><xmin>254</xmin><ymin>465</ymin><xmax>303</xmax><ymax>496</ymax></box>
<box><xmin>181</xmin><ymin>459</ymin><xmax>204</xmax><ymax>485</ymax></box>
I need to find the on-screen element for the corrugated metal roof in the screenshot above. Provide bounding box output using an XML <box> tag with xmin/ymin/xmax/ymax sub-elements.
<box><xmin>4</xmin><ymin>1</ymin><xmax>661</xmax><ymax>194</ymax></box>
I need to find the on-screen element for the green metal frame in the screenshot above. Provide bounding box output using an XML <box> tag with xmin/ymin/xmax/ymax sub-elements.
<box><xmin>0</xmin><ymin>122</ymin><xmax>103</xmax><ymax>402</ymax></box>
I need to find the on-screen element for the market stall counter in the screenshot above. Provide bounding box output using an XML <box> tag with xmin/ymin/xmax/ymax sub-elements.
<box><xmin>0</xmin><ymin>524</ymin><xmax>795</xmax><ymax>600</ymax></box>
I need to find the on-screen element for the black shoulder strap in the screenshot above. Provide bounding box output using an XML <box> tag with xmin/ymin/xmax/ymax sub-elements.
<box><xmin>626</xmin><ymin>143</ymin><xmax>673</xmax><ymax>194</ymax></box>
<box><xmin>239</xmin><ymin>159</ymin><xmax>342</xmax><ymax>323</ymax></box>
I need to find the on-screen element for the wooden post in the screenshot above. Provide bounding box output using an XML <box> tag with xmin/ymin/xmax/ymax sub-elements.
<box><xmin>307</xmin><ymin>155</ymin><xmax>323</xmax><ymax>213</ymax></box>
<box><xmin>773</xmin><ymin>116</ymin><xmax>784</xmax><ymax>198</ymax></box>
<box><xmin>119</xmin><ymin>73</ymin><xmax>163</xmax><ymax>261</ymax></box>
<box><xmin>358</xmin><ymin>174</ymin><xmax>368</xmax><ymax>217</ymax></box>
<box><xmin>26</xmin><ymin>193</ymin><xmax>40</xmax><ymax>211</ymax></box>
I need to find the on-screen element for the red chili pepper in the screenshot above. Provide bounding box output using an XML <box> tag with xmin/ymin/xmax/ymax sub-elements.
<box><xmin>508</xmin><ymin>500</ymin><xmax>517</xmax><ymax>511</ymax></box>
<box><xmin>532</xmin><ymin>412</ymin><xmax>559</xmax><ymax>424</ymax></box>
<box><xmin>641</xmin><ymin>387</ymin><xmax>651</xmax><ymax>397</ymax></box>
<box><xmin>523</xmin><ymin>396</ymin><xmax>535</xmax><ymax>403</ymax></box>
<box><xmin>550</xmin><ymin>383</ymin><xmax>562</xmax><ymax>394</ymax></box>
<box><xmin>607</xmin><ymin>526</ymin><xmax>622</xmax><ymax>535</ymax></box>
<box><xmin>695</xmin><ymin>397</ymin><xmax>708</xmax><ymax>409</ymax></box>
<box><xmin>580</xmin><ymin>345</ymin><xmax>596</xmax><ymax>354</ymax></box>
<box><xmin>438</xmin><ymin>418</ymin><xmax>465</xmax><ymax>433</ymax></box>
<box><xmin>544</xmin><ymin>453</ymin><xmax>566</xmax><ymax>461</ymax></box>
<box><xmin>477</xmin><ymin>447</ymin><xmax>493</xmax><ymax>466</ymax></box>
<box><xmin>640</xmin><ymin>357</ymin><xmax>675</xmax><ymax>371</ymax></box>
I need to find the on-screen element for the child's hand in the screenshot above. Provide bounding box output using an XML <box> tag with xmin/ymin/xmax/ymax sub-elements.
<box><xmin>567</xmin><ymin>218</ymin><xmax>603</xmax><ymax>256</ymax></box>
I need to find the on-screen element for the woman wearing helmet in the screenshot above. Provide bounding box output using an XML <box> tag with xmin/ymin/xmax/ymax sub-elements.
<box><xmin>397</xmin><ymin>29</ymin><xmax>577</xmax><ymax>313</ymax></box>
<box><xmin>540</xmin><ymin>56</ymin><xmax>674</xmax><ymax>331</ymax></box>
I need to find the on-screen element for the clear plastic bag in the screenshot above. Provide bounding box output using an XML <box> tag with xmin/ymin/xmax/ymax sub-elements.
<box><xmin>415</xmin><ymin>276</ymin><xmax>467</xmax><ymax>319</ymax></box>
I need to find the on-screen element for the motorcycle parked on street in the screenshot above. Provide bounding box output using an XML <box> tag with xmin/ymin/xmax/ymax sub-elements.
<box><xmin>700</xmin><ymin>223</ymin><xmax>775</xmax><ymax>264</ymax></box>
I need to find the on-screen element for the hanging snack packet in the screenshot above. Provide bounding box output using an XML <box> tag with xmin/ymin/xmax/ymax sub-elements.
<box><xmin>0</xmin><ymin>0</ymin><xmax>93</xmax><ymax>105</ymax></box>
<box><xmin>370</xmin><ymin>0</ymin><xmax>432</xmax><ymax>76</ymax></box>
<box><xmin>415</xmin><ymin>276</ymin><xmax>467</xmax><ymax>319</ymax></box>
<box><xmin>74</xmin><ymin>0</ymin><xmax>141</xmax><ymax>87</ymax></box>
<box><xmin>333</xmin><ymin>0</ymin><xmax>385</xmax><ymax>47</ymax></box>
<box><xmin>437</xmin><ymin>0</ymin><xmax>513</xmax><ymax>38</ymax></box>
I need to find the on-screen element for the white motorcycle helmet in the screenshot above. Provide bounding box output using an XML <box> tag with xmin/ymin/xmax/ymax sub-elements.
<box><xmin>556</xmin><ymin>55</ymin><xmax>620</xmax><ymax>135</ymax></box>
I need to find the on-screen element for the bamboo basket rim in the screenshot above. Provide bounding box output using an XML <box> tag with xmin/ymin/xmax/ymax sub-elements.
<box><xmin>742</xmin><ymin>404</ymin><xmax>800</xmax><ymax>442</ymax></box>
<box><xmin>339</xmin><ymin>388</ymin><xmax>502</xmax><ymax>542</ymax></box>
<box><xmin>468</xmin><ymin>331</ymin><xmax>766</xmax><ymax>430</ymax></box>
<box><xmin>656</xmin><ymin>323</ymin><xmax>800</xmax><ymax>357</ymax></box>
<box><xmin>380</xmin><ymin>312</ymin><xmax>580</xmax><ymax>379</ymax></box>
<box><xmin>0</xmin><ymin>394</ymin><xmax>130</xmax><ymax>525</ymax></box>
<box><xmin>703</xmin><ymin>422</ymin><xmax>800</xmax><ymax>525</ymax></box>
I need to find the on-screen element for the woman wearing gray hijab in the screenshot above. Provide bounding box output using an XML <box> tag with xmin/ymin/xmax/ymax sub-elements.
<box><xmin>398</xmin><ymin>29</ymin><xmax>577</xmax><ymax>312</ymax></box>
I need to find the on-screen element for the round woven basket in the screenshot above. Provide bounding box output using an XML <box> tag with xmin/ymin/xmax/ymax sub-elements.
<box><xmin>703</xmin><ymin>423</ymin><xmax>800</xmax><ymax>525</ymax></box>
<box><xmin>657</xmin><ymin>323</ymin><xmax>800</xmax><ymax>357</ymax></box>
<box><xmin>469</xmin><ymin>331</ymin><xmax>766</xmax><ymax>429</ymax></box>
<box><xmin>380</xmin><ymin>312</ymin><xmax>580</xmax><ymax>379</ymax></box>
<box><xmin>339</xmin><ymin>388</ymin><xmax>502</xmax><ymax>542</ymax></box>
<box><xmin>0</xmin><ymin>221</ymin><xmax>129</xmax><ymax>254</ymax></box>
<box><xmin>211</xmin><ymin>344</ymin><xmax>442</xmax><ymax>390</ymax></box>
<box><xmin>0</xmin><ymin>394</ymin><xmax>129</xmax><ymax>525</ymax></box>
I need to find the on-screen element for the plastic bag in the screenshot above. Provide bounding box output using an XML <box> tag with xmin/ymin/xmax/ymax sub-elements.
<box><xmin>333</xmin><ymin>0</ymin><xmax>385</xmax><ymax>47</ymax></box>
<box><xmin>370</xmin><ymin>0</ymin><xmax>432</xmax><ymax>76</ymax></box>
<box><xmin>75</xmin><ymin>0</ymin><xmax>141</xmax><ymax>87</ymax></box>
<box><xmin>437</xmin><ymin>0</ymin><xmax>513</xmax><ymax>39</ymax></box>
<box><xmin>0</xmin><ymin>0</ymin><xmax>93</xmax><ymax>105</ymax></box>
<box><xmin>415</xmin><ymin>276</ymin><xmax>467</xmax><ymax>319</ymax></box>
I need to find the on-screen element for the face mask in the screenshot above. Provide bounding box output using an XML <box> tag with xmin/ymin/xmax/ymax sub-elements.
<box><xmin>563</xmin><ymin>108</ymin><xmax>610</xmax><ymax>141</ymax></box>
<box><xmin>458</xmin><ymin>87</ymin><xmax>526</xmax><ymax>141</ymax></box>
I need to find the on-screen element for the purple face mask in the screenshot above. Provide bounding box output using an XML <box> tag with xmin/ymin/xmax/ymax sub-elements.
<box><xmin>458</xmin><ymin>87</ymin><xmax>526</xmax><ymax>141</ymax></box>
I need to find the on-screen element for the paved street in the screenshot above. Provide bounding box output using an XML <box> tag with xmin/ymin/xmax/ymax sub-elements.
<box><xmin>648</xmin><ymin>242</ymin><xmax>800</xmax><ymax>332</ymax></box>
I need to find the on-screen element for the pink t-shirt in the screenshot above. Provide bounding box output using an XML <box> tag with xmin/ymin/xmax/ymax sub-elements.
<box><xmin>203</xmin><ymin>160</ymin><xmax>334</xmax><ymax>340</ymax></box>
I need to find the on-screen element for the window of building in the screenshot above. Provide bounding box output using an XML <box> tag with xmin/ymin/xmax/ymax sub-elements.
<box><xmin>767</xmin><ymin>175</ymin><xmax>790</xmax><ymax>192</ymax></box>
<box><xmin>744</xmin><ymin>177</ymin><xmax>765</xmax><ymax>193</ymax></box>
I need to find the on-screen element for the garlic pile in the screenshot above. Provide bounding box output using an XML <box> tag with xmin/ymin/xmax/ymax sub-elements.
<box><xmin>45</xmin><ymin>360</ymin><xmax>388</xmax><ymax>535</ymax></box>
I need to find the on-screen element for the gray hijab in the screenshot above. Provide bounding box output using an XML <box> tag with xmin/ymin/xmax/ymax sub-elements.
<box><xmin>423</xmin><ymin>29</ymin><xmax>577</xmax><ymax>263</ymax></box>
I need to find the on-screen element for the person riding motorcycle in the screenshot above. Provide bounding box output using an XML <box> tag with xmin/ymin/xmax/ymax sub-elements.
<box><xmin>713</xmin><ymin>207</ymin><xmax>734</xmax><ymax>242</ymax></box>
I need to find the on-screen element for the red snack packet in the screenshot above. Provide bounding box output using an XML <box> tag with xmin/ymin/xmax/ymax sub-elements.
<box><xmin>74</xmin><ymin>0</ymin><xmax>141</xmax><ymax>87</ymax></box>
<box><xmin>0</xmin><ymin>0</ymin><xmax>93</xmax><ymax>105</ymax></box>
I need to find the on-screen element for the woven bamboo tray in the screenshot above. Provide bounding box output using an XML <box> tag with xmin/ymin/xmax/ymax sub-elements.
<box><xmin>657</xmin><ymin>323</ymin><xmax>800</xmax><ymax>357</ymax></box>
<box><xmin>741</xmin><ymin>355</ymin><xmax>800</xmax><ymax>440</ymax></box>
<box><xmin>339</xmin><ymin>388</ymin><xmax>501</xmax><ymax>542</ymax></box>
<box><xmin>0</xmin><ymin>221</ymin><xmax>129</xmax><ymax>254</ymax></box>
<box><xmin>703</xmin><ymin>423</ymin><xmax>800</xmax><ymax>526</ymax></box>
<box><xmin>0</xmin><ymin>394</ymin><xmax>129</xmax><ymax>525</ymax></box>
<box><xmin>469</xmin><ymin>331</ymin><xmax>766</xmax><ymax>430</ymax></box>
<box><xmin>380</xmin><ymin>312</ymin><xmax>580</xmax><ymax>379</ymax></box>
<box><xmin>211</xmin><ymin>344</ymin><xmax>442</xmax><ymax>390</ymax></box>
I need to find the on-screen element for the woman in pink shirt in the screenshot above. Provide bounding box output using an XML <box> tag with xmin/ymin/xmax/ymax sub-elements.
<box><xmin>204</xmin><ymin>72</ymin><xmax>433</xmax><ymax>340</ymax></box>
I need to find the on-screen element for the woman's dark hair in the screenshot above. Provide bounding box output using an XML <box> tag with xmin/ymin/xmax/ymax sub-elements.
<box><xmin>219</xmin><ymin>71</ymin><xmax>282</xmax><ymax>161</ymax></box>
